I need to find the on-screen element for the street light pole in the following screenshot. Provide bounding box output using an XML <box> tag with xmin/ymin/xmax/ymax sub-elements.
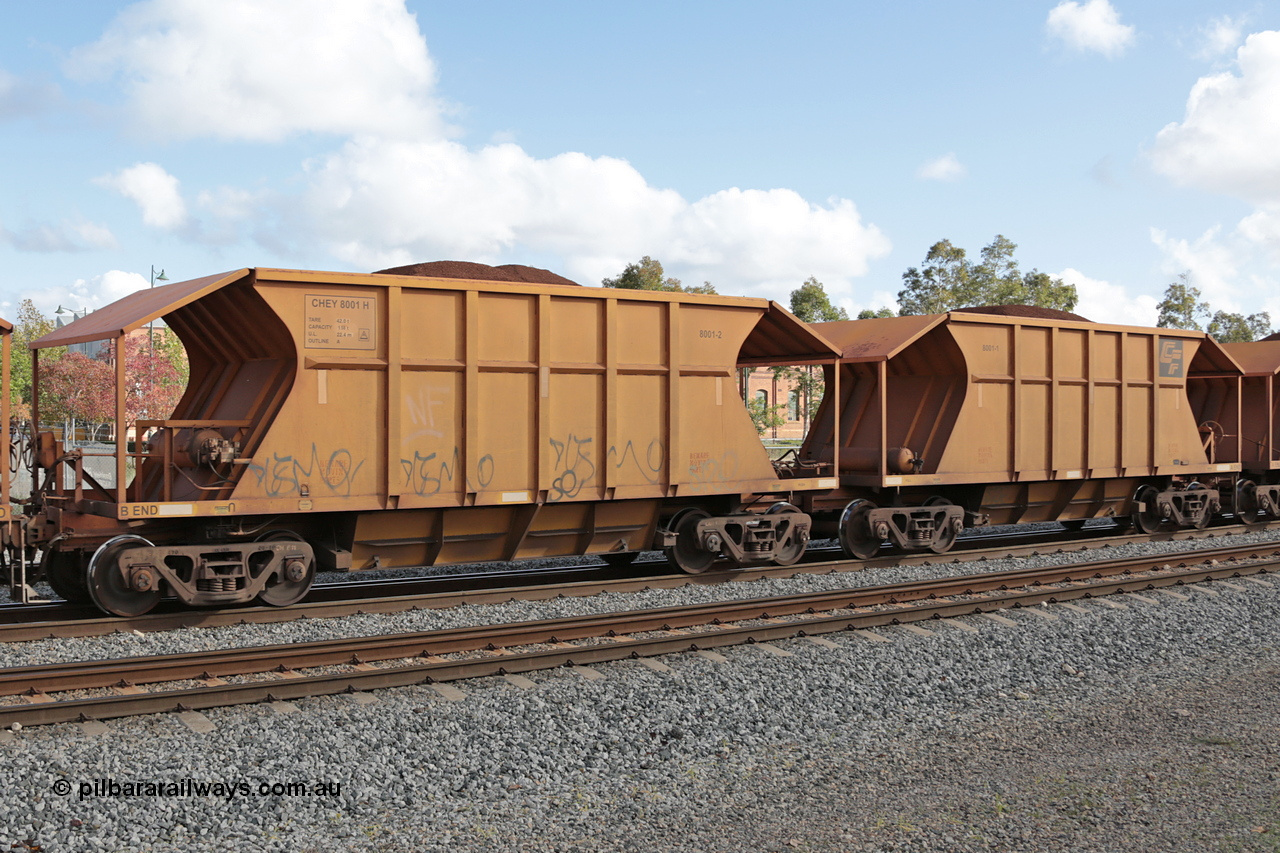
<box><xmin>148</xmin><ymin>266</ymin><xmax>168</xmax><ymax>352</ymax></box>
<box><xmin>146</xmin><ymin>266</ymin><xmax>169</xmax><ymax>428</ymax></box>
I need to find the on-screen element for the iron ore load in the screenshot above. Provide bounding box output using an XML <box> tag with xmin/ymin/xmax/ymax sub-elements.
<box><xmin>13</xmin><ymin>263</ymin><xmax>1274</xmax><ymax>616</ymax></box>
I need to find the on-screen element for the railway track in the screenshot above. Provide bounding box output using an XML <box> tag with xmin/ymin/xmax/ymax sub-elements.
<box><xmin>1</xmin><ymin>519</ymin><xmax>1272</xmax><ymax>642</ymax></box>
<box><xmin>3</xmin><ymin>536</ymin><xmax>1277</xmax><ymax>728</ymax></box>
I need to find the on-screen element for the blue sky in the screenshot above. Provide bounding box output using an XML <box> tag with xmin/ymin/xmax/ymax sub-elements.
<box><xmin>2</xmin><ymin>1</ymin><xmax>1279</xmax><ymax>327</ymax></box>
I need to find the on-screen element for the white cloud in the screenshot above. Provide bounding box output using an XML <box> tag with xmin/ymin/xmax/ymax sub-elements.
<box><xmin>290</xmin><ymin>138</ymin><xmax>890</xmax><ymax>299</ymax></box>
<box><xmin>68</xmin><ymin>0</ymin><xmax>445</xmax><ymax>142</ymax></box>
<box><xmin>1197</xmin><ymin>16</ymin><xmax>1246</xmax><ymax>60</ymax></box>
<box><xmin>1237</xmin><ymin>206</ymin><xmax>1280</xmax><ymax>263</ymax></box>
<box><xmin>0</xmin><ymin>219</ymin><xmax>117</xmax><ymax>252</ymax></box>
<box><xmin>1150</xmin><ymin>31</ymin><xmax>1280</xmax><ymax>205</ymax></box>
<box><xmin>16</xmin><ymin>270</ymin><xmax>150</xmax><ymax>319</ymax></box>
<box><xmin>1146</xmin><ymin>31</ymin><xmax>1280</xmax><ymax>319</ymax></box>
<box><xmin>1150</xmin><ymin>225</ymin><xmax>1280</xmax><ymax>316</ymax></box>
<box><xmin>95</xmin><ymin>162</ymin><xmax>188</xmax><ymax>230</ymax></box>
<box><xmin>916</xmin><ymin>153</ymin><xmax>966</xmax><ymax>182</ymax></box>
<box><xmin>1057</xmin><ymin>267</ymin><xmax>1158</xmax><ymax>326</ymax></box>
<box><xmin>1046</xmin><ymin>0</ymin><xmax>1136</xmax><ymax>58</ymax></box>
<box><xmin>670</xmin><ymin>189</ymin><xmax>891</xmax><ymax>293</ymax></box>
<box><xmin>1150</xmin><ymin>226</ymin><xmax>1248</xmax><ymax>307</ymax></box>
<box><xmin>69</xmin><ymin>1</ymin><xmax>891</xmax><ymax>304</ymax></box>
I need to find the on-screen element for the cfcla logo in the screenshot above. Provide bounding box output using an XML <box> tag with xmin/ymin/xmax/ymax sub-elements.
<box><xmin>1158</xmin><ymin>339</ymin><xmax>1185</xmax><ymax>378</ymax></box>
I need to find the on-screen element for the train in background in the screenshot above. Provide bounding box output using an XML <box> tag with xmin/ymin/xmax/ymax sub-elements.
<box><xmin>10</xmin><ymin>263</ymin><xmax>1280</xmax><ymax>616</ymax></box>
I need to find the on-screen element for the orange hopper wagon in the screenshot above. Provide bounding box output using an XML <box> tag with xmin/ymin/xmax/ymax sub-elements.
<box><xmin>25</xmin><ymin>266</ymin><xmax>841</xmax><ymax>616</ymax></box>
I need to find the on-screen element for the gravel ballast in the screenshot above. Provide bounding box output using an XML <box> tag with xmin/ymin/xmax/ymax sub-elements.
<box><xmin>3</xmin><ymin>528</ymin><xmax>1280</xmax><ymax>851</ymax></box>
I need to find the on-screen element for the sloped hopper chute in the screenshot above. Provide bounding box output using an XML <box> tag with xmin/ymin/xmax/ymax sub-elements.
<box><xmin>31</xmin><ymin>269</ymin><xmax>297</xmax><ymax>503</ymax></box>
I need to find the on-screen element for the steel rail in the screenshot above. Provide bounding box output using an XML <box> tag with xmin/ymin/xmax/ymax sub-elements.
<box><xmin>2</xmin><ymin>519</ymin><xmax>1272</xmax><ymax>643</ymax></box>
<box><xmin>1</xmin><ymin>544</ymin><xmax>1276</xmax><ymax>726</ymax></box>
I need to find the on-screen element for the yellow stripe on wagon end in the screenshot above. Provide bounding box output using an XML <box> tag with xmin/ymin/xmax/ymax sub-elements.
<box><xmin>759</xmin><ymin>477</ymin><xmax>841</xmax><ymax>493</ymax></box>
<box><xmin>118</xmin><ymin>502</ymin><xmax>196</xmax><ymax>519</ymax></box>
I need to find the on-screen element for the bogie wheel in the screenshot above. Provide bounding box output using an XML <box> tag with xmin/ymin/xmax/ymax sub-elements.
<box><xmin>1236</xmin><ymin>479</ymin><xmax>1261</xmax><ymax>525</ymax></box>
<box><xmin>924</xmin><ymin>499</ymin><xmax>959</xmax><ymax>555</ymax></box>
<box><xmin>1131</xmin><ymin>485</ymin><xmax>1164</xmax><ymax>535</ymax></box>
<box><xmin>838</xmin><ymin>499</ymin><xmax>883</xmax><ymax>560</ymax></box>
<box><xmin>766</xmin><ymin>502</ymin><xmax>807</xmax><ymax>567</ymax></box>
<box><xmin>41</xmin><ymin>538</ymin><xmax>93</xmax><ymax>605</ymax></box>
<box><xmin>255</xmin><ymin>531</ymin><xmax>316</xmax><ymax>607</ymax></box>
<box><xmin>1187</xmin><ymin>482</ymin><xmax>1213</xmax><ymax>530</ymax></box>
<box><xmin>663</xmin><ymin>508</ymin><xmax>716</xmax><ymax>574</ymax></box>
<box><xmin>87</xmin><ymin>535</ymin><xmax>160</xmax><ymax>618</ymax></box>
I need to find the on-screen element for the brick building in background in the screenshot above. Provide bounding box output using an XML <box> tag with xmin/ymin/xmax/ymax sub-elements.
<box><xmin>740</xmin><ymin>366</ymin><xmax>813</xmax><ymax>441</ymax></box>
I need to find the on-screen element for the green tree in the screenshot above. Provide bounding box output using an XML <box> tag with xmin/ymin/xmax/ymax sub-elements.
<box><xmin>1155</xmin><ymin>274</ymin><xmax>1209</xmax><ymax>330</ymax></box>
<box><xmin>1157</xmin><ymin>272</ymin><xmax>1272</xmax><ymax>342</ymax></box>
<box><xmin>745</xmin><ymin>394</ymin><xmax>786</xmax><ymax>435</ymax></box>
<box><xmin>897</xmin><ymin>235</ymin><xmax>1077</xmax><ymax>315</ymax></box>
<box><xmin>788</xmin><ymin>277</ymin><xmax>848</xmax><ymax>322</ymax></box>
<box><xmin>601</xmin><ymin>256</ymin><xmax>716</xmax><ymax>294</ymax></box>
<box><xmin>152</xmin><ymin>326</ymin><xmax>190</xmax><ymax>386</ymax></box>
<box><xmin>11</xmin><ymin>300</ymin><xmax>60</xmax><ymax>423</ymax></box>
<box><xmin>857</xmin><ymin>307</ymin><xmax>895</xmax><ymax>319</ymax></box>
<box><xmin>897</xmin><ymin>239</ymin><xmax>968</xmax><ymax>315</ymax></box>
<box><xmin>783</xmin><ymin>278</ymin><xmax>846</xmax><ymax>435</ymax></box>
<box><xmin>1207</xmin><ymin>310</ymin><xmax>1272</xmax><ymax>343</ymax></box>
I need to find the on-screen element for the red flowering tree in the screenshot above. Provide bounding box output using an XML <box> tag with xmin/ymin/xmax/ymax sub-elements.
<box><xmin>40</xmin><ymin>352</ymin><xmax>114</xmax><ymax>433</ymax></box>
<box><xmin>38</xmin><ymin>331</ymin><xmax>187</xmax><ymax>440</ymax></box>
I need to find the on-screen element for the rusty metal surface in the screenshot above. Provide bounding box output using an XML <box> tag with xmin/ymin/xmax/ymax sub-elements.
<box><xmin>803</xmin><ymin>312</ymin><xmax>1245</xmax><ymax>509</ymax></box>
<box><xmin>30</xmin><ymin>270</ymin><xmax>250</xmax><ymax>349</ymax></box>
<box><xmin>736</xmin><ymin>302</ymin><xmax>841</xmax><ymax>366</ymax></box>
<box><xmin>1192</xmin><ymin>334</ymin><xmax>1247</xmax><ymax>374</ymax></box>
<box><xmin>1222</xmin><ymin>341</ymin><xmax>1280</xmax><ymax>472</ymax></box>
<box><xmin>24</xmin><ymin>265</ymin><xmax>862</xmax><ymax>611</ymax></box>
<box><xmin>809</xmin><ymin>314</ymin><xmax>945</xmax><ymax>363</ymax></box>
<box><xmin>1222</xmin><ymin>340</ymin><xmax>1280</xmax><ymax>376</ymax></box>
<box><xmin>44</xmin><ymin>267</ymin><xmax>841</xmax><ymax>570</ymax></box>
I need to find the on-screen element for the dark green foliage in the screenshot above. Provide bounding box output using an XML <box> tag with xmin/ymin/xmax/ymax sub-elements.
<box><xmin>1156</xmin><ymin>272</ymin><xmax>1272</xmax><ymax>342</ymax></box>
<box><xmin>601</xmin><ymin>256</ymin><xmax>716</xmax><ymax>294</ymax></box>
<box><xmin>897</xmin><ymin>235</ymin><xmax>1077</xmax><ymax>315</ymax></box>
<box><xmin>788</xmin><ymin>277</ymin><xmax>848</xmax><ymax>322</ymax></box>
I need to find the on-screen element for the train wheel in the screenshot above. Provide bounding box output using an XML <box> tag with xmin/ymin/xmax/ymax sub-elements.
<box><xmin>41</xmin><ymin>538</ymin><xmax>92</xmax><ymax>605</ymax></box>
<box><xmin>87</xmin><ymin>535</ymin><xmax>161</xmax><ymax>618</ymax></box>
<box><xmin>767</xmin><ymin>502</ymin><xmax>807</xmax><ymax>566</ymax></box>
<box><xmin>255</xmin><ymin>531</ymin><xmax>316</xmax><ymax>607</ymax></box>
<box><xmin>1131</xmin><ymin>485</ymin><xmax>1163</xmax><ymax>535</ymax></box>
<box><xmin>838</xmin><ymin>499</ymin><xmax>883</xmax><ymax>560</ymax></box>
<box><xmin>1187</xmin><ymin>483</ymin><xmax>1213</xmax><ymax>530</ymax></box>
<box><xmin>925</xmin><ymin>499</ymin><xmax>959</xmax><ymax>554</ymax></box>
<box><xmin>663</xmin><ymin>508</ymin><xmax>715</xmax><ymax>574</ymax></box>
<box><xmin>1235</xmin><ymin>480</ymin><xmax>1260</xmax><ymax>525</ymax></box>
